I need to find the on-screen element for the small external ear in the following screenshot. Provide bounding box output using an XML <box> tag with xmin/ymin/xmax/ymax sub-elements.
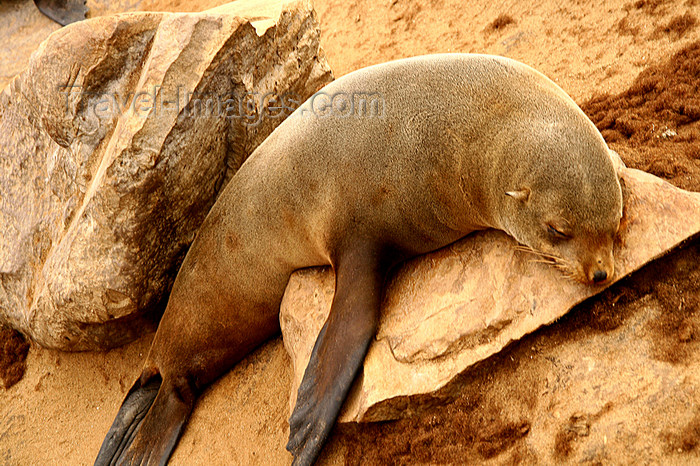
<box><xmin>505</xmin><ymin>187</ymin><xmax>531</xmax><ymax>203</ymax></box>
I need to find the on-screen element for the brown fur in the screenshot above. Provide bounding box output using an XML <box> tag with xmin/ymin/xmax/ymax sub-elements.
<box><xmin>96</xmin><ymin>54</ymin><xmax>623</xmax><ymax>466</ymax></box>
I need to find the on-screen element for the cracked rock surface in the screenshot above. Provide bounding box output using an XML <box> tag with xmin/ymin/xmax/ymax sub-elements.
<box><xmin>0</xmin><ymin>0</ymin><xmax>332</xmax><ymax>350</ymax></box>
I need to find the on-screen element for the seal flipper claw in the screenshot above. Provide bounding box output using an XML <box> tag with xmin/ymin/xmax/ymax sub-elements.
<box><xmin>287</xmin><ymin>246</ymin><xmax>386</xmax><ymax>465</ymax></box>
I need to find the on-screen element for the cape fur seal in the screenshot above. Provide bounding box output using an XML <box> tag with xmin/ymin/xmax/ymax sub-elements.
<box><xmin>95</xmin><ymin>54</ymin><xmax>623</xmax><ymax>465</ymax></box>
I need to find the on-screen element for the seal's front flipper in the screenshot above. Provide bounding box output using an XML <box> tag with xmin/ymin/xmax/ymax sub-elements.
<box><xmin>95</xmin><ymin>370</ymin><xmax>196</xmax><ymax>466</ymax></box>
<box><xmin>287</xmin><ymin>246</ymin><xmax>387</xmax><ymax>465</ymax></box>
<box><xmin>34</xmin><ymin>0</ymin><xmax>87</xmax><ymax>26</ymax></box>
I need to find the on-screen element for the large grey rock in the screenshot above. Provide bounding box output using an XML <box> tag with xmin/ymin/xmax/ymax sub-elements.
<box><xmin>281</xmin><ymin>166</ymin><xmax>700</xmax><ymax>423</ymax></box>
<box><xmin>0</xmin><ymin>0</ymin><xmax>332</xmax><ymax>350</ymax></box>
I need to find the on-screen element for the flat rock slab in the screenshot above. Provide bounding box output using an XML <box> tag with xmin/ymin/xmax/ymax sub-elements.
<box><xmin>280</xmin><ymin>166</ymin><xmax>700</xmax><ymax>423</ymax></box>
<box><xmin>0</xmin><ymin>0</ymin><xmax>332</xmax><ymax>350</ymax></box>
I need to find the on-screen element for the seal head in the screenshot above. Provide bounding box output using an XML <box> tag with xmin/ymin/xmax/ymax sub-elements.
<box><xmin>497</xmin><ymin>119</ymin><xmax>623</xmax><ymax>285</ymax></box>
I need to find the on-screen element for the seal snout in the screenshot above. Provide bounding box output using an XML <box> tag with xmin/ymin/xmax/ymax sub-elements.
<box><xmin>592</xmin><ymin>269</ymin><xmax>608</xmax><ymax>284</ymax></box>
<box><xmin>585</xmin><ymin>257</ymin><xmax>614</xmax><ymax>286</ymax></box>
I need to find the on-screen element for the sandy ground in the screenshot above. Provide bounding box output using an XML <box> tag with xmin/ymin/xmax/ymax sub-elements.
<box><xmin>1</xmin><ymin>0</ymin><xmax>700</xmax><ymax>464</ymax></box>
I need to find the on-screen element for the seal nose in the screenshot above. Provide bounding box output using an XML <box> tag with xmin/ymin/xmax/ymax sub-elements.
<box><xmin>592</xmin><ymin>270</ymin><xmax>608</xmax><ymax>283</ymax></box>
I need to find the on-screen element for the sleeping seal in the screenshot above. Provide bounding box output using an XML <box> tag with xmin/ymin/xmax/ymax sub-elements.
<box><xmin>95</xmin><ymin>54</ymin><xmax>623</xmax><ymax>465</ymax></box>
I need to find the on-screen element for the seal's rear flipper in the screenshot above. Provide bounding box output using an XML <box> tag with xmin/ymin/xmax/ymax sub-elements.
<box><xmin>95</xmin><ymin>372</ymin><xmax>161</xmax><ymax>465</ymax></box>
<box><xmin>34</xmin><ymin>0</ymin><xmax>87</xmax><ymax>26</ymax></box>
<box><xmin>287</xmin><ymin>245</ymin><xmax>386</xmax><ymax>465</ymax></box>
<box><xmin>95</xmin><ymin>371</ymin><xmax>195</xmax><ymax>466</ymax></box>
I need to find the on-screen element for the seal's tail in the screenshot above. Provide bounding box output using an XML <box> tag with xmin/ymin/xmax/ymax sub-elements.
<box><xmin>95</xmin><ymin>370</ymin><xmax>194</xmax><ymax>466</ymax></box>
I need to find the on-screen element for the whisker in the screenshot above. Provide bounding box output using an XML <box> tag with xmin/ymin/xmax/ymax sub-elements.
<box><xmin>515</xmin><ymin>244</ymin><xmax>589</xmax><ymax>283</ymax></box>
<box><xmin>529</xmin><ymin>259</ymin><xmax>557</xmax><ymax>265</ymax></box>
<box><xmin>514</xmin><ymin>245</ymin><xmax>562</xmax><ymax>262</ymax></box>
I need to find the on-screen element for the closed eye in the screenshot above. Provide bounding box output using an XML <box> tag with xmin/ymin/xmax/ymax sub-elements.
<box><xmin>547</xmin><ymin>224</ymin><xmax>570</xmax><ymax>239</ymax></box>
